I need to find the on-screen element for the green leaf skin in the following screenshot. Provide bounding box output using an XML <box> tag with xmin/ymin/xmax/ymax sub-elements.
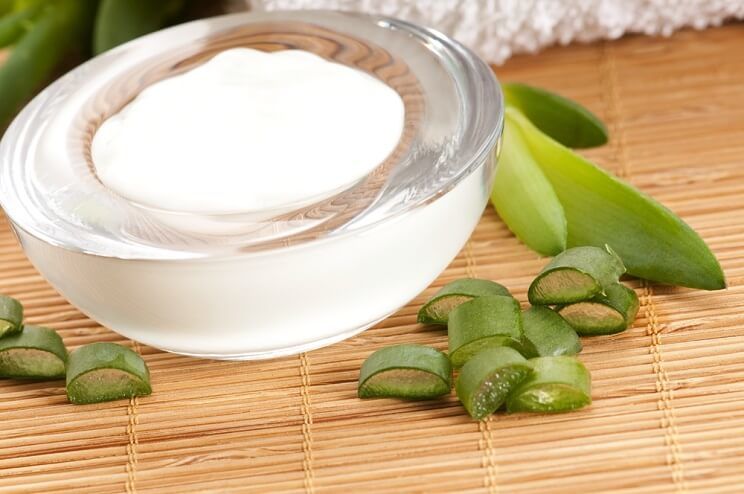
<box><xmin>503</xmin><ymin>83</ymin><xmax>608</xmax><ymax>148</ymax></box>
<box><xmin>418</xmin><ymin>279</ymin><xmax>511</xmax><ymax>325</ymax></box>
<box><xmin>358</xmin><ymin>344</ymin><xmax>452</xmax><ymax>400</ymax></box>
<box><xmin>506</xmin><ymin>356</ymin><xmax>591</xmax><ymax>413</ymax></box>
<box><xmin>510</xmin><ymin>108</ymin><xmax>726</xmax><ymax>290</ymax></box>
<box><xmin>0</xmin><ymin>294</ymin><xmax>23</xmax><ymax>337</ymax></box>
<box><xmin>491</xmin><ymin>109</ymin><xmax>567</xmax><ymax>256</ymax></box>
<box><xmin>93</xmin><ymin>0</ymin><xmax>185</xmax><ymax>54</ymax></box>
<box><xmin>521</xmin><ymin>306</ymin><xmax>582</xmax><ymax>357</ymax></box>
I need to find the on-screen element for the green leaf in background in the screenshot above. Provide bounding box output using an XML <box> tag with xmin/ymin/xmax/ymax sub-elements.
<box><xmin>503</xmin><ymin>82</ymin><xmax>608</xmax><ymax>149</ymax></box>
<box><xmin>0</xmin><ymin>0</ymin><xmax>97</xmax><ymax>129</ymax></box>
<box><xmin>508</xmin><ymin>108</ymin><xmax>725</xmax><ymax>290</ymax></box>
<box><xmin>0</xmin><ymin>0</ymin><xmax>45</xmax><ymax>48</ymax></box>
<box><xmin>93</xmin><ymin>0</ymin><xmax>185</xmax><ymax>55</ymax></box>
<box><xmin>490</xmin><ymin>107</ymin><xmax>567</xmax><ymax>256</ymax></box>
<box><xmin>0</xmin><ymin>0</ymin><xmax>13</xmax><ymax>17</ymax></box>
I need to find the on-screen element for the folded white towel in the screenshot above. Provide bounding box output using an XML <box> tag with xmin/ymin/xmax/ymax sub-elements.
<box><xmin>248</xmin><ymin>0</ymin><xmax>744</xmax><ymax>63</ymax></box>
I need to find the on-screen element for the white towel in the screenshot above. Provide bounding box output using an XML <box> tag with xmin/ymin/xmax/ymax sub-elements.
<box><xmin>247</xmin><ymin>0</ymin><xmax>744</xmax><ymax>63</ymax></box>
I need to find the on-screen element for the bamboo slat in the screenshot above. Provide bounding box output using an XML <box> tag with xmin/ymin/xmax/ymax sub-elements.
<box><xmin>2</xmin><ymin>23</ymin><xmax>744</xmax><ymax>493</ymax></box>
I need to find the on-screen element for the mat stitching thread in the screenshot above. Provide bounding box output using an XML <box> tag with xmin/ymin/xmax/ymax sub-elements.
<box><xmin>465</xmin><ymin>241</ymin><xmax>499</xmax><ymax>494</ymax></box>
<box><xmin>643</xmin><ymin>282</ymin><xmax>688</xmax><ymax>492</ymax></box>
<box><xmin>125</xmin><ymin>340</ymin><xmax>142</xmax><ymax>494</ymax></box>
<box><xmin>299</xmin><ymin>352</ymin><xmax>316</xmax><ymax>494</ymax></box>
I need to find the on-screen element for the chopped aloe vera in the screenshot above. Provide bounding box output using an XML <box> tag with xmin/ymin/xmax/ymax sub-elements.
<box><xmin>509</xmin><ymin>108</ymin><xmax>725</xmax><ymax>290</ymax></box>
<box><xmin>491</xmin><ymin>111</ymin><xmax>567</xmax><ymax>256</ymax></box>
<box><xmin>66</xmin><ymin>342</ymin><xmax>151</xmax><ymax>405</ymax></box>
<box><xmin>456</xmin><ymin>347</ymin><xmax>532</xmax><ymax>419</ymax></box>
<box><xmin>0</xmin><ymin>294</ymin><xmax>23</xmax><ymax>337</ymax></box>
<box><xmin>448</xmin><ymin>295</ymin><xmax>522</xmax><ymax>368</ymax></box>
<box><xmin>528</xmin><ymin>246</ymin><xmax>625</xmax><ymax>305</ymax></box>
<box><xmin>0</xmin><ymin>325</ymin><xmax>67</xmax><ymax>379</ymax></box>
<box><xmin>418</xmin><ymin>279</ymin><xmax>511</xmax><ymax>325</ymax></box>
<box><xmin>506</xmin><ymin>356</ymin><xmax>591</xmax><ymax>413</ymax></box>
<box><xmin>521</xmin><ymin>306</ymin><xmax>582</xmax><ymax>357</ymax></box>
<box><xmin>358</xmin><ymin>344</ymin><xmax>452</xmax><ymax>400</ymax></box>
<box><xmin>503</xmin><ymin>83</ymin><xmax>608</xmax><ymax>149</ymax></box>
<box><xmin>558</xmin><ymin>283</ymin><xmax>639</xmax><ymax>335</ymax></box>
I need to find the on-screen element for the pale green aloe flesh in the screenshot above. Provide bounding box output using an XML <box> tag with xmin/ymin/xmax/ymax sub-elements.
<box><xmin>418</xmin><ymin>279</ymin><xmax>511</xmax><ymax>325</ymax></box>
<box><xmin>491</xmin><ymin>111</ymin><xmax>567</xmax><ymax>256</ymax></box>
<box><xmin>509</xmin><ymin>108</ymin><xmax>725</xmax><ymax>290</ymax></box>
<box><xmin>358</xmin><ymin>344</ymin><xmax>451</xmax><ymax>400</ymax></box>
<box><xmin>456</xmin><ymin>346</ymin><xmax>532</xmax><ymax>419</ymax></box>
<box><xmin>66</xmin><ymin>342</ymin><xmax>151</xmax><ymax>404</ymax></box>
<box><xmin>0</xmin><ymin>294</ymin><xmax>23</xmax><ymax>338</ymax></box>
<box><xmin>506</xmin><ymin>356</ymin><xmax>591</xmax><ymax>413</ymax></box>
<box><xmin>503</xmin><ymin>83</ymin><xmax>608</xmax><ymax>149</ymax></box>
<box><xmin>558</xmin><ymin>282</ymin><xmax>640</xmax><ymax>335</ymax></box>
<box><xmin>0</xmin><ymin>325</ymin><xmax>67</xmax><ymax>379</ymax></box>
<box><xmin>528</xmin><ymin>246</ymin><xmax>625</xmax><ymax>305</ymax></box>
<box><xmin>521</xmin><ymin>306</ymin><xmax>582</xmax><ymax>357</ymax></box>
<box><xmin>448</xmin><ymin>295</ymin><xmax>523</xmax><ymax>368</ymax></box>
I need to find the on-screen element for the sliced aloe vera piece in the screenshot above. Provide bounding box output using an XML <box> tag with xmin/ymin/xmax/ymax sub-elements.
<box><xmin>66</xmin><ymin>343</ymin><xmax>151</xmax><ymax>405</ymax></box>
<box><xmin>418</xmin><ymin>279</ymin><xmax>511</xmax><ymax>325</ymax></box>
<box><xmin>509</xmin><ymin>108</ymin><xmax>725</xmax><ymax>290</ymax></box>
<box><xmin>506</xmin><ymin>356</ymin><xmax>591</xmax><ymax>413</ymax></box>
<box><xmin>448</xmin><ymin>295</ymin><xmax>522</xmax><ymax>368</ymax></box>
<box><xmin>521</xmin><ymin>306</ymin><xmax>582</xmax><ymax>357</ymax></box>
<box><xmin>503</xmin><ymin>83</ymin><xmax>608</xmax><ymax>149</ymax></box>
<box><xmin>358</xmin><ymin>344</ymin><xmax>451</xmax><ymax>400</ymax></box>
<box><xmin>0</xmin><ymin>325</ymin><xmax>67</xmax><ymax>379</ymax></box>
<box><xmin>0</xmin><ymin>294</ymin><xmax>23</xmax><ymax>337</ymax></box>
<box><xmin>528</xmin><ymin>246</ymin><xmax>625</xmax><ymax>305</ymax></box>
<box><xmin>558</xmin><ymin>282</ymin><xmax>639</xmax><ymax>335</ymax></box>
<box><xmin>491</xmin><ymin>110</ymin><xmax>567</xmax><ymax>256</ymax></box>
<box><xmin>456</xmin><ymin>346</ymin><xmax>532</xmax><ymax>419</ymax></box>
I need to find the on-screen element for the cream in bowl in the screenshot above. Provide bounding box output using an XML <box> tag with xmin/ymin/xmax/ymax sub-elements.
<box><xmin>0</xmin><ymin>11</ymin><xmax>503</xmax><ymax>359</ymax></box>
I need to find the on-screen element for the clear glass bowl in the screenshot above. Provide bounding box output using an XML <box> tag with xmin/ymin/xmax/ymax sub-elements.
<box><xmin>0</xmin><ymin>11</ymin><xmax>503</xmax><ymax>359</ymax></box>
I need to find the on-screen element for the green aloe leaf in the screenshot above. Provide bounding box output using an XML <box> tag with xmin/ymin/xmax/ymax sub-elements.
<box><xmin>491</xmin><ymin>108</ymin><xmax>567</xmax><ymax>256</ymax></box>
<box><xmin>93</xmin><ymin>0</ymin><xmax>185</xmax><ymax>55</ymax></box>
<box><xmin>503</xmin><ymin>83</ymin><xmax>608</xmax><ymax>148</ymax></box>
<box><xmin>509</xmin><ymin>108</ymin><xmax>725</xmax><ymax>290</ymax></box>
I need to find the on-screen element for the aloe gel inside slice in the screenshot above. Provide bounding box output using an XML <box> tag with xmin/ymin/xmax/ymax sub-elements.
<box><xmin>558</xmin><ymin>302</ymin><xmax>625</xmax><ymax>335</ymax></box>
<box><xmin>529</xmin><ymin>268</ymin><xmax>600</xmax><ymax>305</ymax></box>
<box><xmin>359</xmin><ymin>368</ymin><xmax>450</xmax><ymax>399</ymax></box>
<box><xmin>507</xmin><ymin>383</ymin><xmax>590</xmax><ymax>413</ymax></box>
<box><xmin>418</xmin><ymin>279</ymin><xmax>511</xmax><ymax>325</ymax></box>
<box><xmin>67</xmin><ymin>368</ymin><xmax>152</xmax><ymax>404</ymax></box>
<box><xmin>0</xmin><ymin>348</ymin><xmax>65</xmax><ymax>379</ymax></box>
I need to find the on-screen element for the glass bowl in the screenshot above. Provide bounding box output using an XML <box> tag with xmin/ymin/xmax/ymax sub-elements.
<box><xmin>0</xmin><ymin>10</ymin><xmax>503</xmax><ymax>359</ymax></box>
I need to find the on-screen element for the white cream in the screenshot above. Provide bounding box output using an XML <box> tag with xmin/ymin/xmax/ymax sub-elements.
<box><xmin>91</xmin><ymin>48</ymin><xmax>405</xmax><ymax>214</ymax></box>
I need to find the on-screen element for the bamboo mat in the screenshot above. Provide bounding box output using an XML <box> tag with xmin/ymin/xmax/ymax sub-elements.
<box><xmin>2</xmin><ymin>24</ymin><xmax>744</xmax><ymax>494</ymax></box>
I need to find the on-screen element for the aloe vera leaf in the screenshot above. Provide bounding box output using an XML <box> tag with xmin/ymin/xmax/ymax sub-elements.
<box><xmin>0</xmin><ymin>0</ymin><xmax>95</xmax><ymax>129</ymax></box>
<box><xmin>418</xmin><ymin>279</ymin><xmax>511</xmax><ymax>325</ymax></box>
<box><xmin>509</xmin><ymin>108</ymin><xmax>725</xmax><ymax>290</ymax></box>
<box><xmin>558</xmin><ymin>282</ymin><xmax>639</xmax><ymax>335</ymax></box>
<box><xmin>448</xmin><ymin>295</ymin><xmax>523</xmax><ymax>368</ymax></box>
<box><xmin>93</xmin><ymin>0</ymin><xmax>185</xmax><ymax>55</ymax></box>
<box><xmin>0</xmin><ymin>0</ymin><xmax>13</xmax><ymax>16</ymax></box>
<box><xmin>528</xmin><ymin>245</ymin><xmax>625</xmax><ymax>305</ymax></box>
<box><xmin>521</xmin><ymin>306</ymin><xmax>582</xmax><ymax>357</ymax></box>
<box><xmin>491</xmin><ymin>109</ymin><xmax>567</xmax><ymax>256</ymax></box>
<box><xmin>506</xmin><ymin>356</ymin><xmax>591</xmax><ymax>413</ymax></box>
<box><xmin>0</xmin><ymin>294</ymin><xmax>23</xmax><ymax>337</ymax></box>
<box><xmin>455</xmin><ymin>347</ymin><xmax>532</xmax><ymax>419</ymax></box>
<box><xmin>0</xmin><ymin>0</ymin><xmax>44</xmax><ymax>48</ymax></box>
<box><xmin>358</xmin><ymin>344</ymin><xmax>452</xmax><ymax>400</ymax></box>
<box><xmin>503</xmin><ymin>83</ymin><xmax>608</xmax><ymax>148</ymax></box>
<box><xmin>66</xmin><ymin>342</ymin><xmax>151</xmax><ymax>404</ymax></box>
<box><xmin>0</xmin><ymin>325</ymin><xmax>67</xmax><ymax>379</ymax></box>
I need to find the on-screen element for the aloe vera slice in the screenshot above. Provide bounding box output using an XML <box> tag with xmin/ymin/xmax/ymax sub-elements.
<box><xmin>456</xmin><ymin>347</ymin><xmax>532</xmax><ymax>419</ymax></box>
<box><xmin>509</xmin><ymin>108</ymin><xmax>725</xmax><ymax>290</ymax></box>
<box><xmin>528</xmin><ymin>246</ymin><xmax>625</xmax><ymax>305</ymax></box>
<box><xmin>558</xmin><ymin>282</ymin><xmax>639</xmax><ymax>335</ymax></box>
<box><xmin>521</xmin><ymin>306</ymin><xmax>582</xmax><ymax>357</ymax></box>
<box><xmin>66</xmin><ymin>343</ymin><xmax>151</xmax><ymax>405</ymax></box>
<box><xmin>448</xmin><ymin>295</ymin><xmax>522</xmax><ymax>368</ymax></box>
<box><xmin>0</xmin><ymin>294</ymin><xmax>23</xmax><ymax>337</ymax></box>
<box><xmin>0</xmin><ymin>325</ymin><xmax>67</xmax><ymax>379</ymax></box>
<box><xmin>503</xmin><ymin>83</ymin><xmax>608</xmax><ymax>149</ymax></box>
<box><xmin>491</xmin><ymin>111</ymin><xmax>567</xmax><ymax>256</ymax></box>
<box><xmin>358</xmin><ymin>344</ymin><xmax>451</xmax><ymax>400</ymax></box>
<box><xmin>418</xmin><ymin>279</ymin><xmax>511</xmax><ymax>325</ymax></box>
<box><xmin>506</xmin><ymin>356</ymin><xmax>591</xmax><ymax>413</ymax></box>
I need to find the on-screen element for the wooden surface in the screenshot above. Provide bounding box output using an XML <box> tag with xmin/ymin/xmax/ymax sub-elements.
<box><xmin>2</xmin><ymin>24</ymin><xmax>744</xmax><ymax>493</ymax></box>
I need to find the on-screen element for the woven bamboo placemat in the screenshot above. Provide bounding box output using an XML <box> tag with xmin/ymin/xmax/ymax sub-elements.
<box><xmin>2</xmin><ymin>24</ymin><xmax>744</xmax><ymax>494</ymax></box>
